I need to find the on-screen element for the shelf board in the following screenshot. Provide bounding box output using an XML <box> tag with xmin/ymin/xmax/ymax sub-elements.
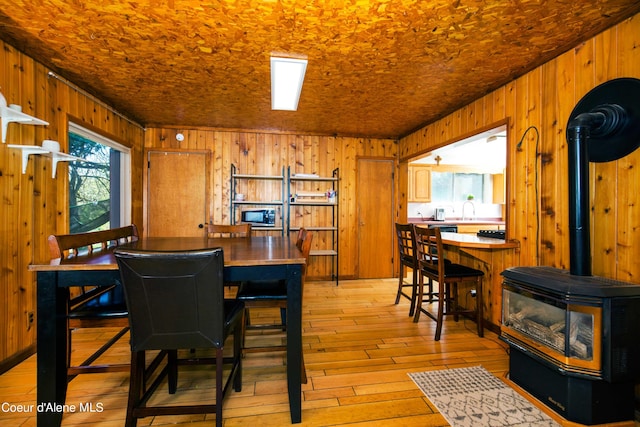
<box><xmin>232</xmin><ymin>173</ymin><xmax>284</xmax><ymax>180</ymax></box>
<box><xmin>232</xmin><ymin>200</ymin><xmax>283</xmax><ymax>205</ymax></box>
<box><xmin>290</xmin><ymin>175</ymin><xmax>337</xmax><ymax>182</ymax></box>
<box><xmin>290</xmin><ymin>201</ymin><xmax>337</xmax><ymax>206</ymax></box>
<box><xmin>310</xmin><ymin>249</ymin><xmax>338</xmax><ymax>256</ymax></box>
<box><xmin>8</xmin><ymin>144</ymin><xmax>83</xmax><ymax>178</ymax></box>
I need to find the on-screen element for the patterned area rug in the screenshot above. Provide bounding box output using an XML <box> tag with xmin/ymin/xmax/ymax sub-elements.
<box><xmin>409</xmin><ymin>366</ymin><xmax>560</xmax><ymax>427</ymax></box>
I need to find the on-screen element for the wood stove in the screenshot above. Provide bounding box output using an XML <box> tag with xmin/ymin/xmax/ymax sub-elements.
<box><xmin>501</xmin><ymin>266</ymin><xmax>640</xmax><ymax>424</ymax></box>
<box><xmin>501</xmin><ymin>78</ymin><xmax>640</xmax><ymax>425</ymax></box>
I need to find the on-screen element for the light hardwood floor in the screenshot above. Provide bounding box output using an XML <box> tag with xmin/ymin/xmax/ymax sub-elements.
<box><xmin>0</xmin><ymin>278</ymin><xmax>632</xmax><ymax>426</ymax></box>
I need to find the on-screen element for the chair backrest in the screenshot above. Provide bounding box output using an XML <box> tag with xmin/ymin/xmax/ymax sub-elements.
<box><xmin>413</xmin><ymin>225</ymin><xmax>444</xmax><ymax>279</ymax></box>
<box><xmin>295</xmin><ymin>228</ymin><xmax>307</xmax><ymax>248</ymax></box>
<box><xmin>297</xmin><ymin>229</ymin><xmax>313</xmax><ymax>276</ymax></box>
<box><xmin>114</xmin><ymin>247</ymin><xmax>227</xmax><ymax>351</ymax></box>
<box><xmin>48</xmin><ymin>224</ymin><xmax>139</xmax><ymax>259</ymax></box>
<box><xmin>207</xmin><ymin>223</ymin><xmax>251</xmax><ymax>238</ymax></box>
<box><xmin>395</xmin><ymin>223</ymin><xmax>417</xmax><ymax>266</ymax></box>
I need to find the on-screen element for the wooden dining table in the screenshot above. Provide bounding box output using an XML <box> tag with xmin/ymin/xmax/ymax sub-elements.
<box><xmin>28</xmin><ymin>236</ymin><xmax>306</xmax><ymax>427</ymax></box>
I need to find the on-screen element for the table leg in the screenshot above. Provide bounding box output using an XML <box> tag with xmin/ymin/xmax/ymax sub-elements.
<box><xmin>286</xmin><ymin>264</ymin><xmax>302</xmax><ymax>423</ymax></box>
<box><xmin>36</xmin><ymin>271</ymin><xmax>67</xmax><ymax>427</ymax></box>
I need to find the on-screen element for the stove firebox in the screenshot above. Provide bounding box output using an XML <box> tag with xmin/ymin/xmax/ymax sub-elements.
<box><xmin>501</xmin><ymin>266</ymin><xmax>640</xmax><ymax>424</ymax></box>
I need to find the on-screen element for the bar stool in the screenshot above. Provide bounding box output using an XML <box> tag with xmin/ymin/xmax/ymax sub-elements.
<box><xmin>395</xmin><ymin>223</ymin><xmax>430</xmax><ymax>316</ymax></box>
<box><xmin>412</xmin><ymin>225</ymin><xmax>484</xmax><ymax>340</ymax></box>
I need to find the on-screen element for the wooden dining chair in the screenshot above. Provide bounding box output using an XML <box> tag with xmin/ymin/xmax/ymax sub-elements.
<box><xmin>114</xmin><ymin>247</ymin><xmax>244</xmax><ymax>427</ymax></box>
<box><xmin>48</xmin><ymin>225</ymin><xmax>138</xmax><ymax>380</ymax></box>
<box><xmin>412</xmin><ymin>225</ymin><xmax>484</xmax><ymax>341</ymax></box>
<box><xmin>236</xmin><ymin>228</ymin><xmax>313</xmax><ymax>382</ymax></box>
<box><xmin>207</xmin><ymin>223</ymin><xmax>252</xmax><ymax>238</ymax></box>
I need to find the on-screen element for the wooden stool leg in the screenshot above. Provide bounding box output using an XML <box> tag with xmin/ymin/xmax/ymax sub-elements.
<box><xmin>413</xmin><ymin>273</ymin><xmax>425</xmax><ymax>323</ymax></box>
<box><xmin>434</xmin><ymin>281</ymin><xmax>446</xmax><ymax>341</ymax></box>
<box><xmin>476</xmin><ymin>277</ymin><xmax>484</xmax><ymax>338</ymax></box>
<box><xmin>395</xmin><ymin>264</ymin><xmax>404</xmax><ymax>304</ymax></box>
<box><xmin>408</xmin><ymin>267</ymin><xmax>417</xmax><ymax>316</ymax></box>
<box><xmin>451</xmin><ymin>283</ymin><xmax>459</xmax><ymax>322</ymax></box>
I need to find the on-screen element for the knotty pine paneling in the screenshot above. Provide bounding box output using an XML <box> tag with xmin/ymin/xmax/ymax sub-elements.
<box><xmin>144</xmin><ymin>129</ymin><xmax>397</xmax><ymax>280</ymax></box>
<box><xmin>2</xmin><ymin>10</ymin><xmax>639</xmax><ymax>370</ymax></box>
<box><xmin>0</xmin><ymin>40</ymin><xmax>145</xmax><ymax>365</ymax></box>
<box><xmin>399</xmin><ymin>14</ymin><xmax>640</xmax><ymax>327</ymax></box>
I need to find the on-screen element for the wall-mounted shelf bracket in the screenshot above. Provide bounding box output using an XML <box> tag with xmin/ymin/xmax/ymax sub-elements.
<box><xmin>1</xmin><ymin>105</ymin><xmax>49</xmax><ymax>143</ymax></box>
<box><xmin>8</xmin><ymin>144</ymin><xmax>83</xmax><ymax>178</ymax></box>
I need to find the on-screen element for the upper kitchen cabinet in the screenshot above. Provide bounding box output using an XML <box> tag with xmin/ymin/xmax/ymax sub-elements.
<box><xmin>492</xmin><ymin>172</ymin><xmax>505</xmax><ymax>205</ymax></box>
<box><xmin>408</xmin><ymin>165</ymin><xmax>431</xmax><ymax>203</ymax></box>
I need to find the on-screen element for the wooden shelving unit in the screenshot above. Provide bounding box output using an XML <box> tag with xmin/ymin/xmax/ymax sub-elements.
<box><xmin>287</xmin><ymin>167</ymin><xmax>339</xmax><ymax>285</ymax></box>
<box><xmin>230</xmin><ymin>164</ymin><xmax>285</xmax><ymax>234</ymax></box>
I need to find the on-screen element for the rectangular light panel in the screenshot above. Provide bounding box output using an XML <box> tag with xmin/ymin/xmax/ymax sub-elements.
<box><xmin>271</xmin><ymin>57</ymin><xmax>307</xmax><ymax>111</ymax></box>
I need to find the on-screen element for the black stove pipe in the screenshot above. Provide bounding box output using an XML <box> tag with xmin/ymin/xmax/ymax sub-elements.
<box><xmin>566</xmin><ymin>104</ymin><xmax>627</xmax><ymax>276</ymax></box>
<box><xmin>566</xmin><ymin>123</ymin><xmax>592</xmax><ymax>276</ymax></box>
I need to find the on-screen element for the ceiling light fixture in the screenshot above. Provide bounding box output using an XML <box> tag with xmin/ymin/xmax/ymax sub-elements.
<box><xmin>270</xmin><ymin>56</ymin><xmax>307</xmax><ymax>111</ymax></box>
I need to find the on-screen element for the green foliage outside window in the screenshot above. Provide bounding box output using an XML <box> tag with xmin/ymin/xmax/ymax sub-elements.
<box><xmin>68</xmin><ymin>133</ymin><xmax>112</xmax><ymax>233</ymax></box>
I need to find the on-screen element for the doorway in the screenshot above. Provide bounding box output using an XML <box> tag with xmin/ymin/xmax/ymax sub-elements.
<box><xmin>146</xmin><ymin>150</ymin><xmax>210</xmax><ymax>237</ymax></box>
<box><xmin>357</xmin><ymin>158</ymin><xmax>394</xmax><ymax>278</ymax></box>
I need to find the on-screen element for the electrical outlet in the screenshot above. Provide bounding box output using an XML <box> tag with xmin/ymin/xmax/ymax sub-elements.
<box><xmin>26</xmin><ymin>311</ymin><xmax>34</xmax><ymax>331</ymax></box>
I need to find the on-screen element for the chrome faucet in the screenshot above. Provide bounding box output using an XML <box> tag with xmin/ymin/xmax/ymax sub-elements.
<box><xmin>461</xmin><ymin>201</ymin><xmax>475</xmax><ymax>220</ymax></box>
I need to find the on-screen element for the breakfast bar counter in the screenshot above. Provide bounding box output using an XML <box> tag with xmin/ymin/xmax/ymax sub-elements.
<box><xmin>411</xmin><ymin>227</ymin><xmax>520</xmax><ymax>331</ymax></box>
<box><xmin>439</xmin><ymin>231</ymin><xmax>519</xmax><ymax>249</ymax></box>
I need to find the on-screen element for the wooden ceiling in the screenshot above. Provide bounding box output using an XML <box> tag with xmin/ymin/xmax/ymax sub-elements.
<box><xmin>1</xmin><ymin>1</ymin><xmax>640</xmax><ymax>139</ymax></box>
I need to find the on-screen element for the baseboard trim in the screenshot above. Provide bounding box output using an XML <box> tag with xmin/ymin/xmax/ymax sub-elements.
<box><xmin>0</xmin><ymin>344</ymin><xmax>36</xmax><ymax>374</ymax></box>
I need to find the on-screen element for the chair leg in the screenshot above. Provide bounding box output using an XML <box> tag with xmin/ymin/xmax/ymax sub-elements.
<box><xmin>301</xmin><ymin>351</ymin><xmax>308</xmax><ymax>384</ymax></box>
<box><xmin>167</xmin><ymin>350</ymin><xmax>178</xmax><ymax>394</ymax></box>
<box><xmin>427</xmin><ymin>277</ymin><xmax>434</xmax><ymax>303</ymax></box>
<box><xmin>125</xmin><ymin>351</ymin><xmax>145</xmax><ymax>427</ymax></box>
<box><xmin>434</xmin><ymin>282</ymin><xmax>446</xmax><ymax>341</ymax></box>
<box><xmin>215</xmin><ymin>348</ymin><xmax>224</xmax><ymax>427</ymax></box>
<box><xmin>451</xmin><ymin>283</ymin><xmax>459</xmax><ymax>322</ymax></box>
<box><xmin>413</xmin><ymin>273</ymin><xmax>425</xmax><ymax>323</ymax></box>
<box><xmin>280</xmin><ymin>307</ymin><xmax>287</xmax><ymax>331</ymax></box>
<box><xmin>233</xmin><ymin>318</ymin><xmax>243</xmax><ymax>392</ymax></box>
<box><xmin>476</xmin><ymin>277</ymin><xmax>484</xmax><ymax>338</ymax></box>
<box><xmin>395</xmin><ymin>264</ymin><xmax>405</xmax><ymax>305</ymax></box>
<box><xmin>408</xmin><ymin>267</ymin><xmax>418</xmax><ymax>316</ymax></box>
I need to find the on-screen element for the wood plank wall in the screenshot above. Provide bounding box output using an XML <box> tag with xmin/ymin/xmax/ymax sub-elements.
<box><xmin>2</xmin><ymin>12</ymin><xmax>639</xmax><ymax>367</ymax></box>
<box><xmin>0</xmin><ymin>40</ymin><xmax>145</xmax><ymax>365</ymax></box>
<box><xmin>143</xmin><ymin>128</ymin><xmax>398</xmax><ymax>280</ymax></box>
<box><xmin>400</xmin><ymin>15</ymin><xmax>640</xmax><ymax>293</ymax></box>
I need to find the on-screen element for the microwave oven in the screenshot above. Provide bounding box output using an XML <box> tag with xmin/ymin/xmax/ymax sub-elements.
<box><xmin>241</xmin><ymin>208</ymin><xmax>276</xmax><ymax>226</ymax></box>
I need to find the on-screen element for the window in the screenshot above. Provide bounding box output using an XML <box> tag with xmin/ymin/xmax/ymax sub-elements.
<box><xmin>431</xmin><ymin>172</ymin><xmax>488</xmax><ymax>203</ymax></box>
<box><xmin>68</xmin><ymin>123</ymin><xmax>131</xmax><ymax>233</ymax></box>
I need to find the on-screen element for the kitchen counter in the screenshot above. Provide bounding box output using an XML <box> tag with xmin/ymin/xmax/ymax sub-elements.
<box><xmin>408</xmin><ymin>218</ymin><xmax>505</xmax><ymax>226</ymax></box>
<box><xmin>439</xmin><ymin>231</ymin><xmax>519</xmax><ymax>249</ymax></box>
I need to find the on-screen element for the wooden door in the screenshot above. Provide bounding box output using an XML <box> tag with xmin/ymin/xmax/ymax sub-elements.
<box><xmin>357</xmin><ymin>158</ymin><xmax>394</xmax><ymax>278</ymax></box>
<box><xmin>146</xmin><ymin>150</ymin><xmax>209</xmax><ymax>237</ymax></box>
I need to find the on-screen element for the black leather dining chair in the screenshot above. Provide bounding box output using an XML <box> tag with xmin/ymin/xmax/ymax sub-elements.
<box><xmin>412</xmin><ymin>225</ymin><xmax>484</xmax><ymax>341</ymax></box>
<box><xmin>114</xmin><ymin>247</ymin><xmax>244</xmax><ymax>427</ymax></box>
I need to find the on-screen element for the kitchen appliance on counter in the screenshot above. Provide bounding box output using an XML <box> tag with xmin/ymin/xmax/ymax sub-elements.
<box><xmin>477</xmin><ymin>229</ymin><xmax>505</xmax><ymax>239</ymax></box>
<box><xmin>241</xmin><ymin>208</ymin><xmax>275</xmax><ymax>226</ymax></box>
<box><xmin>434</xmin><ymin>207</ymin><xmax>446</xmax><ymax>221</ymax></box>
<box><xmin>427</xmin><ymin>223</ymin><xmax>457</xmax><ymax>233</ymax></box>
